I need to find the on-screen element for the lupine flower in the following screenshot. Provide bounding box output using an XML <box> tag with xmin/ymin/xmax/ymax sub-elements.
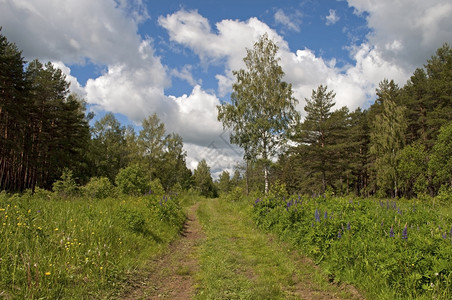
<box><xmin>347</xmin><ymin>222</ymin><xmax>351</xmax><ymax>230</ymax></box>
<box><xmin>338</xmin><ymin>230</ymin><xmax>342</xmax><ymax>239</ymax></box>
<box><xmin>442</xmin><ymin>232</ymin><xmax>447</xmax><ymax>239</ymax></box>
<box><xmin>315</xmin><ymin>209</ymin><xmax>320</xmax><ymax>222</ymax></box>
<box><xmin>324</xmin><ymin>211</ymin><xmax>328</xmax><ymax>219</ymax></box>
<box><xmin>402</xmin><ymin>224</ymin><xmax>408</xmax><ymax>240</ymax></box>
<box><xmin>389</xmin><ymin>226</ymin><xmax>394</xmax><ymax>237</ymax></box>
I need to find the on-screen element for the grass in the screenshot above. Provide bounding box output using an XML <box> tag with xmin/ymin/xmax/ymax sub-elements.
<box><xmin>252</xmin><ymin>194</ymin><xmax>452</xmax><ymax>299</ymax></box>
<box><xmin>195</xmin><ymin>197</ymin><xmax>358</xmax><ymax>299</ymax></box>
<box><xmin>0</xmin><ymin>190</ymin><xmax>187</xmax><ymax>299</ymax></box>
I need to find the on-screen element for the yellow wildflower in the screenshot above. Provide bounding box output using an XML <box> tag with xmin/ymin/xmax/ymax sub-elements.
<box><xmin>45</xmin><ymin>272</ymin><xmax>51</xmax><ymax>276</ymax></box>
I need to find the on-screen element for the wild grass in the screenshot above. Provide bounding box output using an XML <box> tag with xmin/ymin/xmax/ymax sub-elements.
<box><xmin>252</xmin><ymin>194</ymin><xmax>452</xmax><ymax>299</ymax></box>
<box><xmin>0</xmin><ymin>190</ymin><xmax>187</xmax><ymax>299</ymax></box>
<box><xmin>195</xmin><ymin>197</ymin><xmax>355</xmax><ymax>299</ymax></box>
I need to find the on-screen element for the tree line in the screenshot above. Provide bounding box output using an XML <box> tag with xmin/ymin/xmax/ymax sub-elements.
<box><xmin>217</xmin><ymin>35</ymin><xmax>451</xmax><ymax>198</ymax></box>
<box><xmin>1</xmin><ymin>29</ymin><xmax>218</xmax><ymax>196</ymax></box>
<box><xmin>2</xmin><ymin>29</ymin><xmax>450</xmax><ymax>199</ymax></box>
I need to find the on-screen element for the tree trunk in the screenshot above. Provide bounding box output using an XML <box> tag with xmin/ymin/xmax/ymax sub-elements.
<box><xmin>264</xmin><ymin>165</ymin><xmax>269</xmax><ymax>194</ymax></box>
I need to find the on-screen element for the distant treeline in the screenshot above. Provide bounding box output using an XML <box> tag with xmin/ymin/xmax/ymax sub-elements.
<box><xmin>1</xmin><ymin>29</ymin><xmax>217</xmax><ymax>195</ymax></box>
<box><xmin>1</xmin><ymin>28</ymin><xmax>451</xmax><ymax>198</ymax></box>
<box><xmin>225</xmin><ymin>43</ymin><xmax>451</xmax><ymax>198</ymax></box>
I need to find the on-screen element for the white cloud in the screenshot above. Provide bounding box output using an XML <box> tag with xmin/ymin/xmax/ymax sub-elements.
<box><xmin>168</xmin><ymin>85</ymin><xmax>223</xmax><ymax>145</ymax></box>
<box><xmin>171</xmin><ymin>65</ymin><xmax>200</xmax><ymax>86</ymax></box>
<box><xmin>347</xmin><ymin>0</ymin><xmax>452</xmax><ymax>69</ymax></box>
<box><xmin>0</xmin><ymin>0</ymin><xmax>147</xmax><ymax>65</ymax></box>
<box><xmin>274</xmin><ymin>9</ymin><xmax>301</xmax><ymax>32</ymax></box>
<box><xmin>326</xmin><ymin>9</ymin><xmax>340</xmax><ymax>25</ymax></box>
<box><xmin>51</xmin><ymin>61</ymin><xmax>86</xmax><ymax>96</ymax></box>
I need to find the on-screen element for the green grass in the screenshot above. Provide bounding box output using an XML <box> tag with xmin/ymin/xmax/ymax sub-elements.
<box><xmin>252</xmin><ymin>194</ymin><xmax>452</xmax><ymax>299</ymax></box>
<box><xmin>195</xmin><ymin>197</ymin><xmax>356</xmax><ymax>299</ymax></box>
<box><xmin>0</xmin><ymin>190</ymin><xmax>187</xmax><ymax>299</ymax></box>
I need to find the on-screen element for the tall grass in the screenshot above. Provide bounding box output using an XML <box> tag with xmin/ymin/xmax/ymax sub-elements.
<box><xmin>0</xmin><ymin>190</ymin><xmax>186</xmax><ymax>299</ymax></box>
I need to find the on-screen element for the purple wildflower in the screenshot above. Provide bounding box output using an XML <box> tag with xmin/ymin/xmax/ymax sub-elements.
<box><xmin>442</xmin><ymin>232</ymin><xmax>447</xmax><ymax>239</ymax></box>
<box><xmin>347</xmin><ymin>222</ymin><xmax>351</xmax><ymax>230</ymax></box>
<box><xmin>338</xmin><ymin>230</ymin><xmax>342</xmax><ymax>239</ymax></box>
<box><xmin>324</xmin><ymin>211</ymin><xmax>328</xmax><ymax>219</ymax></box>
<box><xmin>315</xmin><ymin>209</ymin><xmax>320</xmax><ymax>222</ymax></box>
<box><xmin>402</xmin><ymin>224</ymin><xmax>408</xmax><ymax>240</ymax></box>
<box><xmin>389</xmin><ymin>226</ymin><xmax>394</xmax><ymax>238</ymax></box>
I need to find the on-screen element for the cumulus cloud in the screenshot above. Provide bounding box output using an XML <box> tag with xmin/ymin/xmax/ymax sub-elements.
<box><xmin>274</xmin><ymin>9</ymin><xmax>302</xmax><ymax>32</ymax></box>
<box><xmin>347</xmin><ymin>0</ymin><xmax>452</xmax><ymax>69</ymax></box>
<box><xmin>159</xmin><ymin>9</ymin><xmax>288</xmax><ymax>97</ymax></box>
<box><xmin>0</xmin><ymin>0</ymin><xmax>146</xmax><ymax>65</ymax></box>
<box><xmin>168</xmin><ymin>85</ymin><xmax>223</xmax><ymax>146</ymax></box>
<box><xmin>326</xmin><ymin>9</ymin><xmax>340</xmax><ymax>25</ymax></box>
<box><xmin>51</xmin><ymin>61</ymin><xmax>86</xmax><ymax>96</ymax></box>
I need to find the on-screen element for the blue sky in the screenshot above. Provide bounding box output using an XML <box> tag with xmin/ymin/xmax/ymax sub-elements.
<box><xmin>1</xmin><ymin>0</ymin><xmax>451</xmax><ymax>177</ymax></box>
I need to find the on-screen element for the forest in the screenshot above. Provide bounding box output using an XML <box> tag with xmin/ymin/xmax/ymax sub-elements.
<box><xmin>1</xmin><ymin>30</ymin><xmax>451</xmax><ymax>199</ymax></box>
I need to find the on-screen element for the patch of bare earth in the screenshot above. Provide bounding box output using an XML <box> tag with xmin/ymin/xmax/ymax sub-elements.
<box><xmin>122</xmin><ymin>203</ymin><xmax>203</xmax><ymax>299</ymax></box>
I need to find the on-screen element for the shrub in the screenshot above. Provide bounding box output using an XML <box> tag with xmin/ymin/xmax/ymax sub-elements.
<box><xmin>52</xmin><ymin>169</ymin><xmax>79</xmax><ymax>198</ymax></box>
<box><xmin>82</xmin><ymin>177</ymin><xmax>116</xmax><ymax>199</ymax></box>
<box><xmin>115</xmin><ymin>164</ymin><xmax>150</xmax><ymax>196</ymax></box>
<box><xmin>149</xmin><ymin>178</ymin><xmax>165</xmax><ymax>197</ymax></box>
<box><xmin>227</xmin><ymin>186</ymin><xmax>244</xmax><ymax>202</ymax></box>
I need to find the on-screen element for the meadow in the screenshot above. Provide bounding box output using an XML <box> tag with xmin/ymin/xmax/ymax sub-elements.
<box><xmin>252</xmin><ymin>191</ymin><xmax>452</xmax><ymax>299</ymax></box>
<box><xmin>0</xmin><ymin>189</ymin><xmax>191</xmax><ymax>299</ymax></box>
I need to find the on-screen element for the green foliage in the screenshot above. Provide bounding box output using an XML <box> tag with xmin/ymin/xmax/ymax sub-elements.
<box><xmin>115</xmin><ymin>164</ymin><xmax>150</xmax><ymax>196</ymax></box>
<box><xmin>217</xmin><ymin>34</ymin><xmax>299</xmax><ymax>193</ymax></box>
<box><xmin>397</xmin><ymin>143</ymin><xmax>429</xmax><ymax>197</ymax></box>
<box><xmin>217</xmin><ymin>170</ymin><xmax>231</xmax><ymax>195</ymax></box>
<box><xmin>268</xmin><ymin>180</ymin><xmax>288</xmax><ymax>200</ymax></box>
<box><xmin>193</xmin><ymin>159</ymin><xmax>218</xmax><ymax>198</ymax></box>
<box><xmin>52</xmin><ymin>169</ymin><xmax>79</xmax><ymax>198</ymax></box>
<box><xmin>370</xmin><ymin>80</ymin><xmax>407</xmax><ymax>197</ymax></box>
<box><xmin>82</xmin><ymin>177</ymin><xmax>116</xmax><ymax>199</ymax></box>
<box><xmin>253</xmin><ymin>194</ymin><xmax>452</xmax><ymax>299</ymax></box>
<box><xmin>226</xmin><ymin>186</ymin><xmax>244</xmax><ymax>202</ymax></box>
<box><xmin>149</xmin><ymin>178</ymin><xmax>165</xmax><ymax>197</ymax></box>
<box><xmin>429</xmin><ymin>121</ymin><xmax>452</xmax><ymax>189</ymax></box>
<box><xmin>0</xmin><ymin>192</ymin><xmax>186</xmax><ymax>299</ymax></box>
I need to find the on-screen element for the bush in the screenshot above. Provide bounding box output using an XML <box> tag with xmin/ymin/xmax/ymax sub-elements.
<box><xmin>115</xmin><ymin>164</ymin><xmax>150</xmax><ymax>196</ymax></box>
<box><xmin>52</xmin><ymin>169</ymin><xmax>79</xmax><ymax>198</ymax></box>
<box><xmin>82</xmin><ymin>177</ymin><xmax>116</xmax><ymax>199</ymax></box>
<box><xmin>227</xmin><ymin>186</ymin><xmax>244</xmax><ymax>202</ymax></box>
<box><xmin>149</xmin><ymin>178</ymin><xmax>165</xmax><ymax>197</ymax></box>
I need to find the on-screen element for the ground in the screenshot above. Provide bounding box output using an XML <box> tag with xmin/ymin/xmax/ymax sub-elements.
<box><xmin>121</xmin><ymin>199</ymin><xmax>363</xmax><ymax>299</ymax></box>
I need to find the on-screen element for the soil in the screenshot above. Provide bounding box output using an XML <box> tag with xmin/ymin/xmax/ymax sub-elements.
<box><xmin>121</xmin><ymin>201</ymin><xmax>363</xmax><ymax>299</ymax></box>
<box><xmin>122</xmin><ymin>203</ymin><xmax>204</xmax><ymax>299</ymax></box>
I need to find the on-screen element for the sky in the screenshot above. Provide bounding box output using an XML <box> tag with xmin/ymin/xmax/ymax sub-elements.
<box><xmin>1</xmin><ymin>0</ymin><xmax>451</xmax><ymax>178</ymax></box>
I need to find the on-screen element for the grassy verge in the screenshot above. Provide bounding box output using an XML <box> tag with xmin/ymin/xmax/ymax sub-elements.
<box><xmin>0</xmin><ymin>190</ymin><xmax>187</xmax><ymax>299</ymax></box>
<box><xmin>195</xmin><ymin>197</ymin><xmax>358</xmax><ymax>299</ymax></box>
<box><xmin>252</xmin><ymin>194</ymin><xmax>452</xmax><ymax>299</ymax></box>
